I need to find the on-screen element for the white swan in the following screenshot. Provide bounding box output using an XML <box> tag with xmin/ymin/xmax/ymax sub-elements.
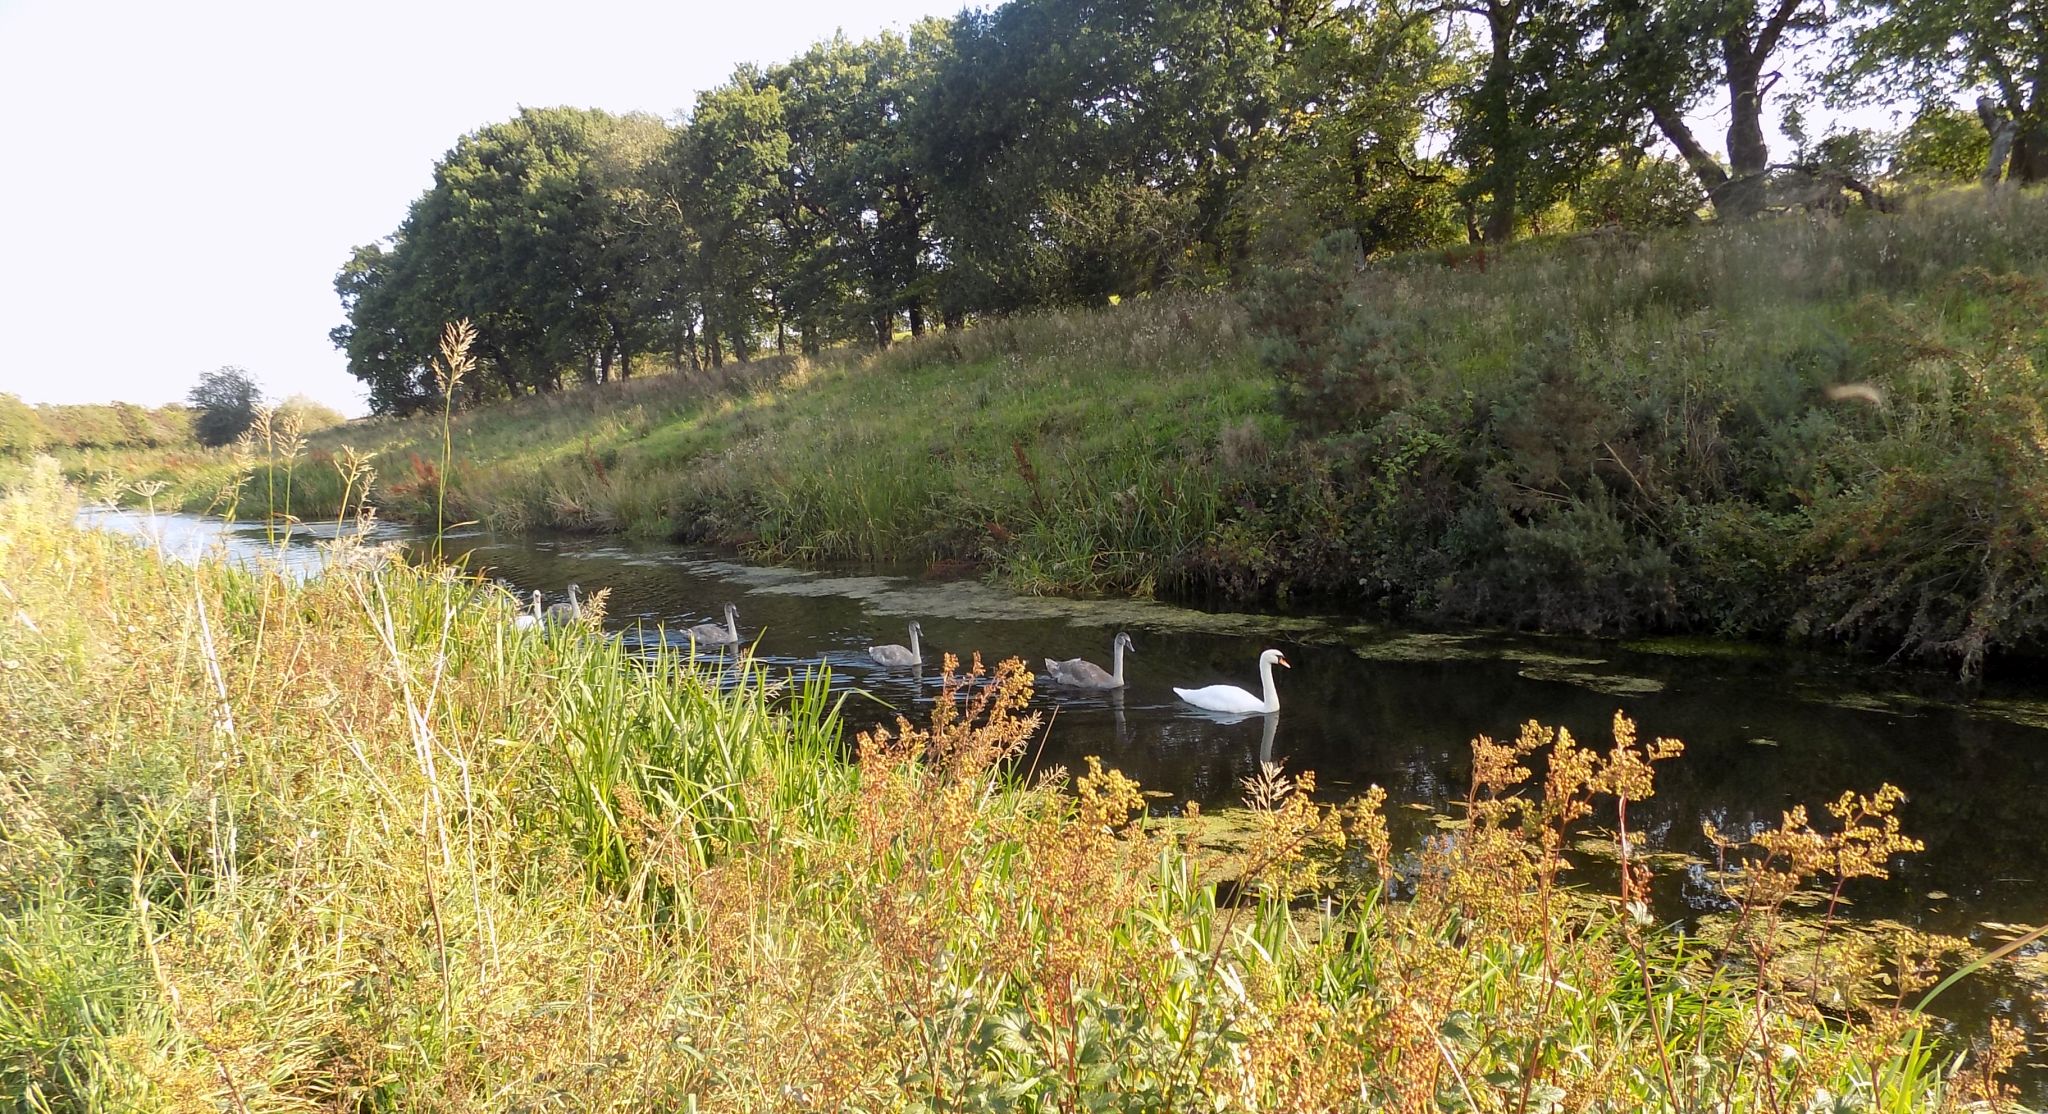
<box><xmin>544</xmin><ymin>583</ymin><xmax>584</xmax><ymax>625</ymax></box>
<box><xmin>869</xmin><ymin>621</ymin><xmax>922</xmax><ymax>667</ymax></box>
<box><xmin>1175</xmin><ymin>648</ymin><xmax>1289</xmax><ymax>714</ymax></box>
<box><xmin>512</xmin><ymin>589</ymin><xmax>544</xmax><ymax>631</ymax></box>
<box><xmin>1045</xmin><ymin>631</ymin><xmax>1134</xmax><ymax>689</ymax></box>
<box><xmin>686</xmin><ymin>602</ymin><xmax>741</xmax><ymax>647</ymax></box>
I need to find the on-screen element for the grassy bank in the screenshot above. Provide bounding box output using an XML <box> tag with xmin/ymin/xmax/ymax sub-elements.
<box><xmin>3</xmin><ymin>463</ymin><xmax>2035</xmax><ymax>1109</ymax></box>
<box><xmin>67</xmin><ymin>187</ymin><xmax>2048</xmax><ymax>675</ymax></box>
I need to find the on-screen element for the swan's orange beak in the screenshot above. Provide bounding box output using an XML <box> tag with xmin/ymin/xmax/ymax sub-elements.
<box><xmin>1276</xmin><ymin>653</ymin><xmax>1291</xmax><ymax>669</ymax></box>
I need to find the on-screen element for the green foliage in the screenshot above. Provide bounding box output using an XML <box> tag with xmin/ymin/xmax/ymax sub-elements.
<box><xmin>1570</xmin><ymin>154</ymin><xmax>1707</xmax><ymax>229</ymax></box>
<box><xmin>1798</xmin><ymin>271</ymin><xmax>2048</xmax><ymax>675</ymax></box>
<box><xmin>161</xmin><ymin>192</ymin><xmax>2048</xmax><ymax>674</ymax></box>
<box><xmin>1603</xmin><ymin>0</ymin><xmax>1831</xmax><ymax>219</ymax></box>
<box><xmin>337</xmin><ymin>107</ymin><xmax>672</xmax><ymax>412</ymax></box>
<box><xmin>0</xmin><ymin>395</ymin><xmax>42</xmax><ymax>456</ymax></box>
<box><xmin>28</xmin><ymin>403</ymin><xmax>191</xmax><ymax>452</ymax></box>
<box><xmin>1832</xmin><ymin>0</ymin><xmax>2048</xmax><ymax>181</ymax></box>
<box><xmin>185</xmin><ymin>366</ymin><xmax>262</xmax><ymax>447</ymax></box>
<box><xmin>1893</xmin><ymin>103</ymin><xmax>1992</xmax><ymax>181</ymax></box>
<box><xmin>1242</xmin><ymin>231</ymin><xmax>1409</xmax><ymax>432</ymax></box>
<box><xmin>275</xmin><ymin>394</ymin><xmax>346</xmax><ymax>433</ymax></box>
<box><xmin>1452</xmin><ymin>0</ymin><xmax>1633</xmax><ymax>240</ymax></box>
<box><xmin>1228</xmin><ymin>189</ymin><xmax>2048</xmax><ymax>670</ymax></box>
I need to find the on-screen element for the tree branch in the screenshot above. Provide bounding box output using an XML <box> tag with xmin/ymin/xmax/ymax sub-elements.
<box><xmin>1650</xmin><ymin>101</ymin><xmax>1730</xmax><ymax>189</ymax></box>
<box><xmin>1754</xmin><ymin>0</ymin><xmax>1810</xmax><ymax>63</ymax></box>
<box><xmin>1981</xmin><ymin>46</ymin><xmax>2027</xmax><ymax>115</ymax></box>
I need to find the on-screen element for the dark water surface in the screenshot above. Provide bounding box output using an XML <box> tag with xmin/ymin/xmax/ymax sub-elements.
<box><xmin>85</xmin><ymin>510</ymin><xmax>2048</xmax><ymax>1083</ymax></box>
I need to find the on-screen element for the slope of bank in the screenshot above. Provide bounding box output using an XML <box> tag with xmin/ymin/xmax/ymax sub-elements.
<box><xmin>67</xmin><ymin>187</ymin><xmax>2048</xmax><ymax>675</ymax></box>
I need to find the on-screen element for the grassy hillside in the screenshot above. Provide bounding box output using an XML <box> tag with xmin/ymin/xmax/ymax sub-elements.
<box><xmin>2</xmin><ymin>462</ymin><xmax>2028</xmax><ymax>1110</ymax></box>
<box><xmin>74</xmin><ymin>187</ymin><xmax>2048</xmax><ymax>674</ymax></box>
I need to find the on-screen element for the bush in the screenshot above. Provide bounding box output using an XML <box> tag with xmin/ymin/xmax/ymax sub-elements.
<box><xmin>1798</xmin><ymin>272</ymin><xmax>2048</xmax><ymax>677</ymax></box>
<box><xmin>1893</xmin><ymin>103</ymin><xmax>1991</xmax><ymax>183</ymax></box>
<box><xmin>31</xmin><ymin>403</ymin><xmax>191</xmax><ymax>450</ymax></box>
<box><xmin>276</xmin><ymin>394</ymin><xmax>347</xmax><ymax>433</ymax></box>
<box><xmin>1243</xmin><ymin>230</ymin><xmax>1411</xmax><ymax>433</ymax></box>
<box><xmin>0</xmin><ymin>475</ymin><xmax>2028</xmax><ymax>1108</ymax></box>
<box><xmin>186</xmin><ymin>366</ymin><xmax>263</xmax><ymax>447</ymax></box>
<box><xmin>0</xmin><ymin>394</ymin><xmax>41</xmax><ymax>456</ymax></box>
<box><xmin>1571</xmin><ymin>155</ymin><xmax>1706</xmax><ymax>230</ymax></box>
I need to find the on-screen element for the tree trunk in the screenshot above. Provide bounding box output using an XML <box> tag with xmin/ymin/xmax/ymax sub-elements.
<box><xmin>1650</xmin><ymin>101</ymin><xmax>1731</xmax><ymax>207</ymax></box>
<box><xmin>2007</xmin><ymin>121</ymin><xmax>2048</xmax><ymax>183</ymax></box>
<box><xmin>596</xmin><ymin>346</ymin><xmax>612</xmax><ymax>385</ymax></box>
<box><xmin>1478</xmin><ymin>1</ymin><xmax>1520</xmax><ymax>244</ymax></box>
<box><xmin>1978</xmin><ymin>97</ymin><xmax>2018</xmax><ymax>185</ymax></box>
<box><xmin>908</xmin><ymin>304</ymin><xmax>925</xmax><ymax>338</ymax></box>
<box><xmin>1715</xmin><ymin>50</ymin><xmax>1771</xmax><ymax>219</ymax></box>
<box><xmin>677</xmin><ymin>317</ymin><xmax>700</xmax><ymax>373</ymax></box>
<box><xmin>873</xmin><ymin>310</ymin><xmax>893</xmax><ymax>349</ymax></box>
<box><xmin>707</xmin><ymin>330</ymin><xmax>723</xmax><ymax>370</ymax></box>
<box><xmin>1482</xmin><ymin>172</ymin><xmax>1518</xmax><ymax>244</ymax></box>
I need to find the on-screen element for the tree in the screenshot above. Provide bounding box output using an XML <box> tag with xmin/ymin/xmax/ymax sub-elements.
<box><xmin>1606</xmin><ymin>0</ymin><xmax>1831</xmax><ymax>219</ymax></box>
<box><xmin>678</xmin><ymin>72</ymin><xmax>790</xmax><ymax>364</ymax></box>
<box><xmin>919</xmin><ymin>0</ymin><xmax>1195</xmax><ymax>311</ymax></box>
<box><xmin>1234</xmin><ymin>0</ymin><xmax>1467</xmax><ymax>257</ymax></box>
<box><xmin>1832</xmin><ymin>0</ymin><xmax>2048</xmax><ymax>183</ymax></box>
<box><xmin>332</xmin><ymin>242</ymin><xmax>436</xmax><ymax>415</ymax></box>
<box><xmin>333</xmin><ymin>107</ymin><xmax>675</xmax><ymax>412</ymax></box>
<box><xmin>187</xmin><ymin>367</ymin><xmax>263</xmax><ymax>447</ymax></box>
<box><xmin>1448</xmin><ymin>0</ymin><xmax>1625</xmax><ymax>241</ymax></box>
<box><xmin>774</xmin><ymin>32</ymin><xmax>940</xmax><ymax>349</ymax></box>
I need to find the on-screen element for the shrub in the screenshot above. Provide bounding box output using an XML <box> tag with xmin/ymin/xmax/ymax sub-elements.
<box><xmin>1571</xmin><ymin>155</ymin><xmax>1707</xmax><ymax>230</ymax></box>
<box><xmin>0</xmin><ymin>470</ymin><xmax>2032</xmax><ymax>1107</ymax></box>
<box><xmin>1798</xmin><ymin>272</ymin><xmax>2048</xmax><ymax>676</ymax></box>
<box><xmin>186</xmin><ymin>366</ymin><xmax>263</xmax><ymax>447</ymax></box>
<box><xmin>1243</xmin><ymin>230</ymin><xmax>1411</xmax><ymax>432</ymax></box>
<box><xmin>1893</xmin><ymin>103</ymin><xmax>1991</xmax><ymax>183</ymax></box>
<box><xmin>276</xmin><ymin>394</ymin><xmax>347</xmax><ymax>433</ymax></box>
<box><xmin>0</xmin><ymin>394</ymin><xmax>41</xmax><ymax>456</ymax></box>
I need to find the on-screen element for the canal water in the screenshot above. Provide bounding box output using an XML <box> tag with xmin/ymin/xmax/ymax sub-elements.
<box><xmin>85</xmin><ymin>508</ymin><xmax>2048</xmax><ymax>1083</ymax></box>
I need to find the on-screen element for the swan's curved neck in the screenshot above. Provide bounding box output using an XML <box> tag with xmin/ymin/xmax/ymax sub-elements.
<box><xmin>569</xmin><ymin>585</ymin><xmax>582</xmax><ymax>616</ymax></box>
<box><xmin>1258</xmin><ymin>657</ymin><xmax>1280</xmax><ymax>713</ymax></box>
<box><xmin>726</xmin><ymin>611</ymin><xmax>739</xmax><ymax>641</ymax></box>
<box><xmin>909</xmin><ymin>626</ymin><xmax>921</xmax><ymax>659</ymax></box>
<box><xmin>1111</xmin><ymin>638</ymin><xmax>1126</xmax><ymax>684</ymax></box>
<box><xmin>530</xmin><ymin>592</ymin><xmax>542</xmax><ymax>619</ymax></box>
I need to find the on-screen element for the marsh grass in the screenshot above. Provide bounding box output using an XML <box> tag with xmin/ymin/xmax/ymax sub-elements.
<box><xmin>0</xmin><ymin>461</ymin><xmax>2033</xmax><ymax>1110</ymax></box>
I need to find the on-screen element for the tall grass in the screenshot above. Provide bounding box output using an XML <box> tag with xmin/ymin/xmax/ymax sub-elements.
<box><xmin>0</xmin><ymin>459</ymin><xmax>2032</xmax><ymax>1110</ymax></box>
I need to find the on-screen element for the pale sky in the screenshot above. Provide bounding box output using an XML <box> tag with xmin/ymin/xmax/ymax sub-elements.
<box><xmin>0</xmin><ymin>2</ymin><xmax>1903</xmax><ymax>417</ymax></box>
<box><xmin>0</xmin><ymin>0</ymin><xmax>962</xmax><ymax>415</ymax></box>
